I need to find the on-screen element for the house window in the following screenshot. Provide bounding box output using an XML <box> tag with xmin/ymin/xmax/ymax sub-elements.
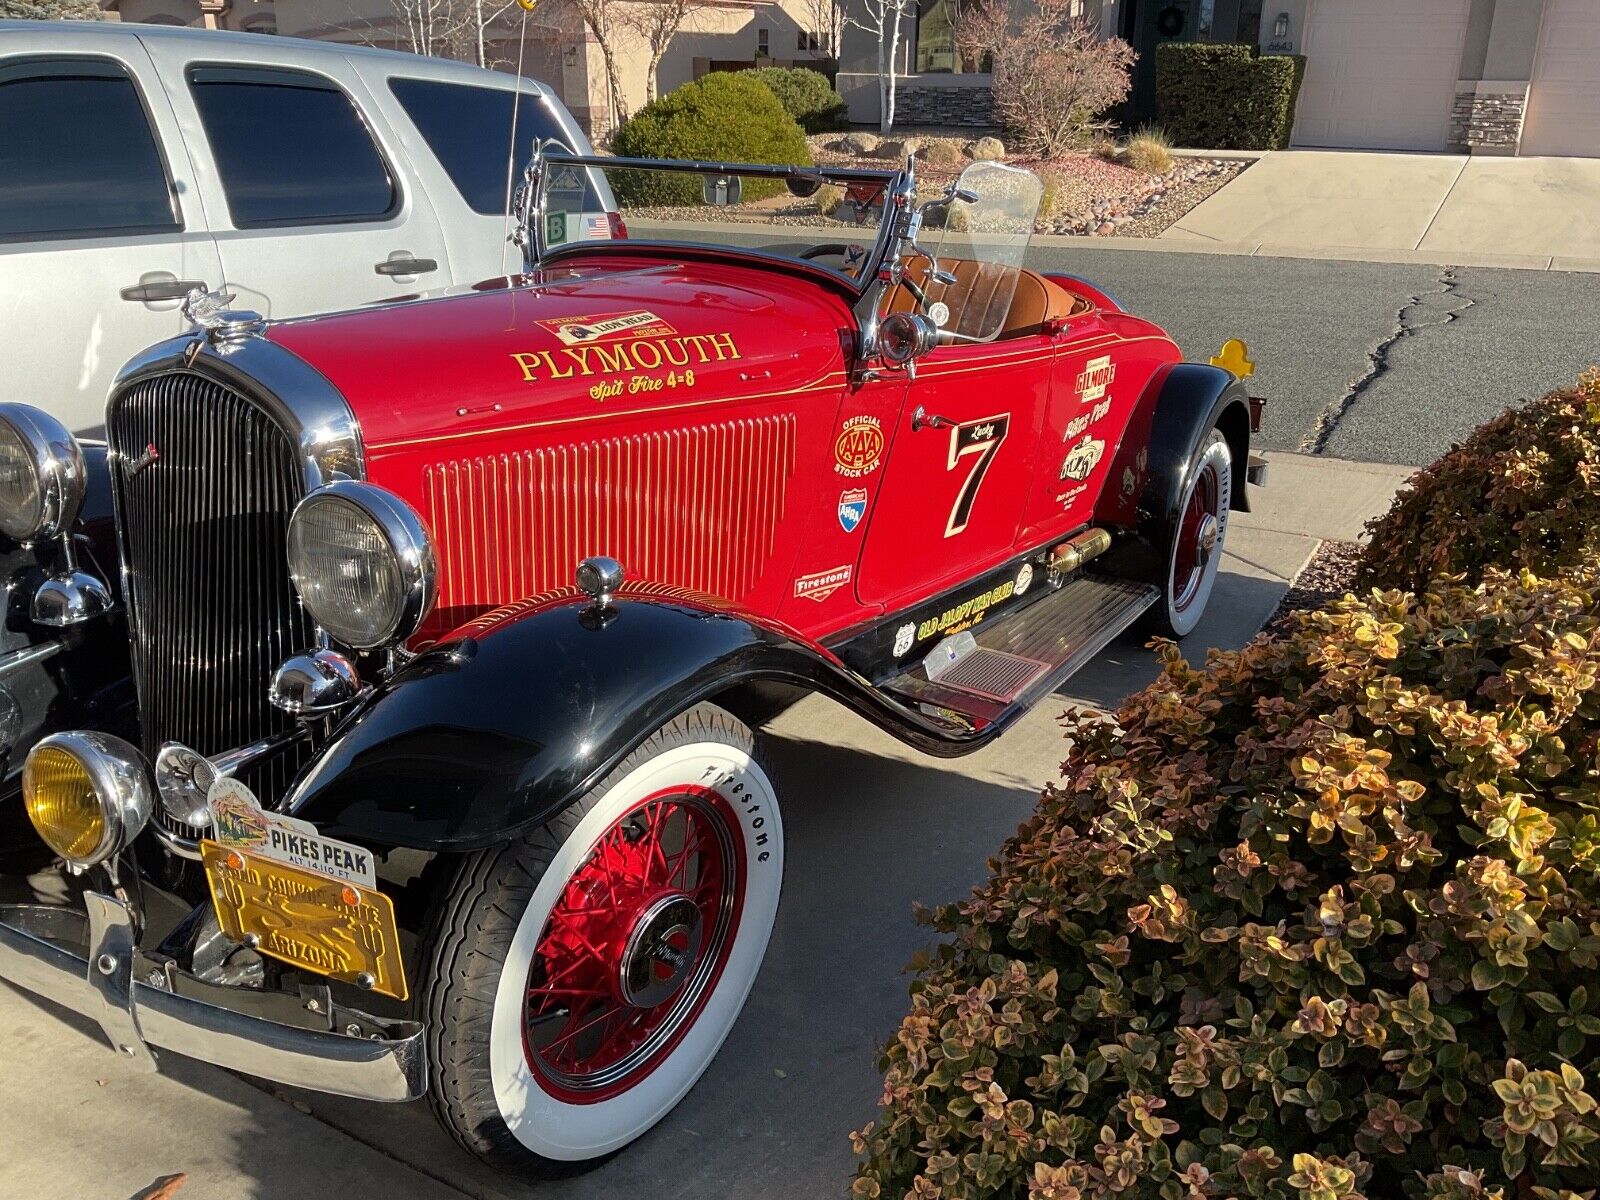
<box><xmin>757</xmin><ymin>27</ymin><xmax>769</xmax><ymax>56</ymax></box>
<box><xmin>1237</xmin><ymin>0</ymin><xmax>1264</xmax><ymax>45</ymax></box>
<box><xmin>798</xmin><ymin>30</ymin><xmax>808</xmax><ymax>50</ymax></box>
<box><xmin>914</xmin><ymin>0</ymin><xmax>987</xmax><ymax>74</ymax></box>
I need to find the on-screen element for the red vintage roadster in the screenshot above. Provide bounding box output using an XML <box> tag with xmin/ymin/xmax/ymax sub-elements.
<box><xmin>0</xmin><ymin>151</ymin><xmax>1261</xmax><ymax>1172</ymax></box>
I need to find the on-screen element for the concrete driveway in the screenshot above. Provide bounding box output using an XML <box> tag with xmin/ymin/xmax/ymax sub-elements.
<box><xmin>1162</xmin><ymin>151</ymin><xmax>1600</xmax><ymax>270</ymax></box>
<box><xmin>0</xmin><ymin>452</ymin><xmax>1411</xmax><ymax>1200</ymax></box>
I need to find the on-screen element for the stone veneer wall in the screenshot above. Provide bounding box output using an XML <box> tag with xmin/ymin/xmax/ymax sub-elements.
<box><xmin>895</xmin><ymin>82</ymin><xmax>995</xmax><ymax>127</ymax></box>
<box><xmin>1449</xmin><ymin>83</ymin><xmax>1529</xmax><ymax>154</ymax></box>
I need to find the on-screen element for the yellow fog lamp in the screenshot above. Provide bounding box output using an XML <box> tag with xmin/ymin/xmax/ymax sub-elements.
<box><xmin>23</xmin><ymin>732</ymin><xmax>154</xmax><ymax>868</ymax></box>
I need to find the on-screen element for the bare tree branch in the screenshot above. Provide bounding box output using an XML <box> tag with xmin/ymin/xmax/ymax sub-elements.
<box><xmin>620</xmin><ymin>0</ymin><xmax>706</xmax><ymax>104</ymax></box>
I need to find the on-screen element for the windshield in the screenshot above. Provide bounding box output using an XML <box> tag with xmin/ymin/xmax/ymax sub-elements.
<box><xmin>529</xmin><ymin>152</ymin><xmax>901</xmax><ymax>289</ymax></box>
<box><xmin>913</xmin><ymin>161</ymin><xmax>1045</xmax><ymax>343</ymax></box>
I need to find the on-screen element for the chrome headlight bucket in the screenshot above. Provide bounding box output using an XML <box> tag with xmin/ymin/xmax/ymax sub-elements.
<box><xmin>286</xmin><ymin>481</ymin><xmax>437</xmax><ymax>651</ymax></box>
<box><xmin>0</xmin><ymin>403</ymin><xmax>88</xmax><ymax>543</ymax></box>
<box><xmin>23</xmin><ymin>732</ymin><xmax>154</xmax><ymax>869</ymax></box>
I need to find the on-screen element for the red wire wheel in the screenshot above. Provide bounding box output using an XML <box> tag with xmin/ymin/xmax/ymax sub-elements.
<box><xmin>1171</xmin><ymin>455</ymin><xmax>1224</xmax><ymax>617</ymax></box>
<box><xmin>522</xmin><ymin>786</ymin><xmax>745</xmax><ymax>1103</ymax></box>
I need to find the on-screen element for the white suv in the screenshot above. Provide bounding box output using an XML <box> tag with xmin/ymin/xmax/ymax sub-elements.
<box><xmin>0</xmin><ymin>21</ymin><xmax>615</xmax><ymax>434</ymax></box>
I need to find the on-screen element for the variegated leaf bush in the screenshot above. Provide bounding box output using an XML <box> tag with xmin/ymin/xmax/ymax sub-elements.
<box><xmin>1357</xmin><ymin>371</ymin><xmax>1600</xmax><ymax>593</ymax></box>
<box><xmin>853</xmin><ymin>568</ymin><xmax>1600</xmax><ymax>1200</ymax></box>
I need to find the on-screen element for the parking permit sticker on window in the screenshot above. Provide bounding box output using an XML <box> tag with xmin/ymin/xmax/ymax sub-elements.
<box><xmin>207</xmin><ymin>777</ymin><xmax>377</xmax><ymax>889</ymax></box>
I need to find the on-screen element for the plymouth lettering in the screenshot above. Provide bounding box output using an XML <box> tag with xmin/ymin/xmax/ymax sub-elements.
<box><xmin>511</xmin><ymin>332</ymin><xmax>740</xmax><ymax>387</ymax></box>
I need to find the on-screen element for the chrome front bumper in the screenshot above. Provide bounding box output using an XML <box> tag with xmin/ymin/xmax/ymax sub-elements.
<box><xmin>0</xmin><ymin>894</ymin><xmax>425</xmax><ymax>1102</ymax></box>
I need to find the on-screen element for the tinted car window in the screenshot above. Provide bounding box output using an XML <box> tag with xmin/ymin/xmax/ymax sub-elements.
<box><xmin>389</xmin><ymin>77</ymin><xmax>596</xmax><ymax>214</ymax></box>
<box><xmin>188</xmin><ymin>66</ymin><xmax>396</xmax><ymax>227</ymax></box>
<box><xmin>0</xmin><ymin>59</ymin><xmax>178</xmax><ymax>241</ymax></box>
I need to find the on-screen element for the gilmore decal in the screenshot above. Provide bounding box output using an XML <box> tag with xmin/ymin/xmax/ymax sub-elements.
<box><xmin>1075</xmin><ymin>355</ymin><xmax>1116</xmax><ymax>404</ymax></box>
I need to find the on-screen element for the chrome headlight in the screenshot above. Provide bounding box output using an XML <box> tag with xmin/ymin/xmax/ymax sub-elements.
<box><xmin>23</xmin><ymin>732</ymin><xmax>153</xmax><ymax>868</ymax></box>
<box><xmin>286</xmin><ymin>481</ymin><xmax>437</xmax><ymax>651</ymax></box>
<box><xmin>0</xmin><ymin>403</ymin><xmax>87</xmax><ymax>543</ymax></box>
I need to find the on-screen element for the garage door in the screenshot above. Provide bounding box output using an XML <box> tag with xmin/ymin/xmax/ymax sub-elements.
<box><xmin>1293</xmin><ymin>0</ymin><xmax>1470</xmax><ymax>152</ymax></box>
<box><xmin>1523</xmin><ymin>0</ymin><xmax>1600</xmax><ymax>157</ymax></box>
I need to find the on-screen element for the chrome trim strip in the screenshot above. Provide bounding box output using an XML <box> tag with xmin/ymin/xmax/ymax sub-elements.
<box><xmin>108</xmin><ymin>332</ymin><xmax>365</xmax><ymax>491</ymax></box>
<box><xmin>0</xmin><ymin>640</ymin><xmax>62</xmax><ymax>676</ymax></box>
<box><xmin>0</xmin><ymin>897</ymin><xmax>426</xmax><ymax>1103</ymax></box>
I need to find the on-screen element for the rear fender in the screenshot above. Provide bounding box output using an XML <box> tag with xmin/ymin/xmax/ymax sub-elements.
<box><xmin>1093</xmin><ymin>363</ymin><xmax>1253</xmax><ymax>587</ymax></box>
<box><xmin>284</xmin><ymin>590</ymin><xmax>982</xmax><ymax>853</ymax></box>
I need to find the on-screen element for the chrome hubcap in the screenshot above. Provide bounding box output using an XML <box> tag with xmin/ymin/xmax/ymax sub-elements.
<box><xmin>619</xmin><ymin>893</ymin><xmax>704</xmax><ymax>1009</ymax></box>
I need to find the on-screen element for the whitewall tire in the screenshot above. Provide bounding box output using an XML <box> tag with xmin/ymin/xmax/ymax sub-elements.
<box><xmin>1152</xmin><ymin>427</ymin><xmax>1231</xmax><ymax>638</ymax></box>
<box><xmin>419</xmin><ymin>704</ymin><xmax>783</xmax><ymax>1174</ymax></box>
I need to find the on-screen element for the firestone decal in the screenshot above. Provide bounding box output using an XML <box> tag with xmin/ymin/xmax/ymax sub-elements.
<box><xmin>834</xmin><ymin>415</ymin><xmax>885</xmax><ymax>478</ymax></box>
<box><xmin>1075</xmin><ymin>355</ymin><xmax>1116</xmax><ymax>404</ymax></box>
<box><xmin>837</xmin><ymin>488</ymin><xmax>868</xmax><ymax>533</ymax></box>
<box><xmin>794</xmin><ymin>564</ymin><xmax>852</xmax><ymax>603</ymax></box>
<box><xmin>1059</xmin><ymin>435</ymin><xmax>1106</xmax><ymax>482</ymax></box>
<box><xmin>917</xmin><ymin>580</ymin><xmax>1015</xmax><ymax>642</ymax></box>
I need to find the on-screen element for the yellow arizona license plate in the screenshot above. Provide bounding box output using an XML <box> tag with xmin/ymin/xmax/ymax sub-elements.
<box><xmin>200</xmin><ymin>841</ymin><xmax>408</xmax><ymax>1001</ymax></box>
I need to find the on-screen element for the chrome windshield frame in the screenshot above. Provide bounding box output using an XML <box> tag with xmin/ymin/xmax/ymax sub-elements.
<box><xmin>514</xmin><ymin>148</ymin><xmax>916</xmax><ymax>362</ymax></box>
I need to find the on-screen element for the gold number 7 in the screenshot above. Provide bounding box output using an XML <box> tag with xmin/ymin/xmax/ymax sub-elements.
<box><xmin>944</xmin><ymin>414</ymin><xmax>1010</xmax><ymax>538</ymax></box>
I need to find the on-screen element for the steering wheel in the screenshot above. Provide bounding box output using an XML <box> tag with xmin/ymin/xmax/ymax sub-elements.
<box><xmin>799</xmin><ymin>243</ymin><xmax>854</xmax><ymax>262</ymax></box>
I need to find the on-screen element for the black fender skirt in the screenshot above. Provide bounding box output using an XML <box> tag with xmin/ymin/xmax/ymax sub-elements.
<box><xmin>284</xmin><ymin>592</ymin><xmax>989</xmax><ymax>853</ymax></box>
<box><xmin>1092</xmin><ymin>362</ymin><xmax>1254</xmax><ymax>589</ymax></box>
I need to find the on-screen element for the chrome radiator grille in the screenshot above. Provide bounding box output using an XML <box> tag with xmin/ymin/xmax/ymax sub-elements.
<box><xmin>109</xmin><ymin>372</ymin><xmax>316</xmax><ymax>825</ymax></box>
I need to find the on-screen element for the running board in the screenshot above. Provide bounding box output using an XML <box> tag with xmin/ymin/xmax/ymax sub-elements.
<box><xmin>881</xmin><ymin>574</ymin><xmax>1159</xmax><ymax>730</ymax></box>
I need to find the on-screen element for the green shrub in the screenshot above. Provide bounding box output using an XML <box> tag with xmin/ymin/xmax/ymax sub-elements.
<box><xmin>1357</xmin><ymin>373</ymin><xmax>1600</xmax><ymax>595</ymax></box>
<box><xmin>854</xmin><ymin>568</ymin><xmax>1600</xmax><ymax>1200</ymax></box>
<box><xmin>608</xmin><ymin>73</ymin><xmax>812</xmax><ymax>207</ymax></box>
<box><xmin>746</xmin><ymin>66</ymin><xmax>848</xmax><ymax>133</ymax></box>
<box><xmin>1157</xmin><ymin>42</ymin><xmax>1306</xmax><ymax>150</ymax></box>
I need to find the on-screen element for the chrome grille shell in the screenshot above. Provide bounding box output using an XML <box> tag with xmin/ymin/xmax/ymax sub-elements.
<box><xmin>106</xmin><ymin>334</ymin><xmax>364</xmax><ymax>840</ymax></box>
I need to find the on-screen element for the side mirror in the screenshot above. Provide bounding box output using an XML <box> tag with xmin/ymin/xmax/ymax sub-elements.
<box><xmin>703</xmin><ymin>175</ymin><xmax>742</xmax><ymax>206</ymax></box>
<box><xmin>878</xmin><ymin>312</ymin><xmax>940</xmax><ymax>368</ymax></box>
<box><xmin>785</xmin><ymin>173</ymin><xmax>824</xmax><ymax>198</ymax></box>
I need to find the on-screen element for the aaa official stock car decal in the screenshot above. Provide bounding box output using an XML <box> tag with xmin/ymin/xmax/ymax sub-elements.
<box><xmin>834</xmin><ymin>416</ymin><xmax>885</xmax><ymax>478</ymax></box>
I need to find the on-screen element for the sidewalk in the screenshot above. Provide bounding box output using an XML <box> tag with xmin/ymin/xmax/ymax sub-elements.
<box><xmin>0</xmin><ymin>452</ymin><xmax>1414</xmax><ymax>1200</ymax></box>
<box><xmin>1155</xmin><ymin>150</ymin><xmax>1600</xmax><ymax>272</ymax></box>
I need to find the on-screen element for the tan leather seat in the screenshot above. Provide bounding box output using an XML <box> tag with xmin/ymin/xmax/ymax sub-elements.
<box><xmin>885</xmin><ymin>257</ymin><xmax>1092</xmax><ymax>340</ymax></box>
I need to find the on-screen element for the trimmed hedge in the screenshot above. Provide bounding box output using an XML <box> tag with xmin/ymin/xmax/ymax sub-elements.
<box><xmin>1357</xmin><ymin>372</ymin><xmax>1600</xmax><ymax>594</ymax></box>
<box><xmin>854</xmin><ymin>568</ymin><xmax>1600</xmax><ymax>1200</ymax></box>
<box><xmin>609</xmin><ymin>73</ymin><xmax>812</xmax><ymax>207</ymax></box>
<box><xmin>746</xmin><ymin>66</ymin><xmax>848</xmax><ymax>133</ymax></box>
<box><xmin>1157</xmin><ymin>42</ymin><xmax>1306</xmax><ymax>151</ymax></box>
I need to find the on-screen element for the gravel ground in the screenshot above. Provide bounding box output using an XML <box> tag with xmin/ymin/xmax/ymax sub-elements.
<box><xmin>1262</xmin><ymin>538</ymin><xmax>1364</xmax><ymax>636</ymax></box>
<box><xmin>618</xmin><ymin>139</ymin><xmax>1251</xmax><ymax>240</ymax></box>
<box><xmin>1109</xmin><ymin>160</ymin><xmax>1250</xmax><ymax>238</ymax></box>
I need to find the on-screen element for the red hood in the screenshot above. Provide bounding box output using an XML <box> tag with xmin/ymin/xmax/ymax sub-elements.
<box><xmin>265</xmin><ymin>254</ymin><xmax>859</xmax><ymax>457</ymax></box>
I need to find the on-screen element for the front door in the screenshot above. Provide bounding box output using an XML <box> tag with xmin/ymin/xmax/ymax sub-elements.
<box><xmin>0</xmin><ymin>36</ymin><xmax>222</xmax><ymax>435</ymax></box>
<box><xmin>142</xmin><ymin>39</ymin><xmax>451</xmax><ymax>319</ymax></box>
<box><xmin>855</xmin><ymin>338</ymin><xmax>1053</xmax><ymax>612</ymax></box>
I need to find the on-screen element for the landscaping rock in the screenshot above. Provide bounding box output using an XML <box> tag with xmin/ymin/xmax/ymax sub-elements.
<box><xmin>915</xmin><ymin>140</ymin><xmax>965</xmax><ymax>168</ymax></box>
<box><xmin>876</xmin><ymin>137</ymin><xmax>924</xmax><ymax>161</ymax></box>
<box><xmin>834</xmin><ymin>131</ymin><xmax>880</xmax><ymax>155</ymax></box>
<box><xmin>963</xmin><ymin>136</ymin><xmax>1006</xmax><ymax>161</ymax></box>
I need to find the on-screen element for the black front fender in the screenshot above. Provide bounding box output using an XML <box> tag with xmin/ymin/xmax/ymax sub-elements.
<box><xmin>1093</xmin><ymin>362</ymin><xmax>1253</xmax><ymax>588</ymax></box>
<box><xmin>285</xmin><ymin>593</ymin><xmax>981</xmax><ymax>853</ymax></box>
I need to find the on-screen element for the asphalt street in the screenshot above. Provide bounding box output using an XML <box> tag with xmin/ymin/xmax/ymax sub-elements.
<box><xmin>1032</xmin><ymin>247</ymin><xmax>1600</xmax><ymax>465</ymax></box>
<box><xmin>662</xmin><ymin>225</ymin><xmax>1600</xmax><ymax>466</ymax></box>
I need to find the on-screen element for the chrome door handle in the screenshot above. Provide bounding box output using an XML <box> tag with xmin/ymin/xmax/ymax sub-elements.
<box><xmin>912</xmin><ymin>406</ymin><xmax>954</xmax><ymax>432</ymax></box>
<box><xmin>374</xmin><ymin>255</ymin><xmax>438</xmax><ymax>276</ymax></box>
<box><xmin>120</xmin><ymin>279</ymin><xmax>206</xmax><ymax>302</ymax></box>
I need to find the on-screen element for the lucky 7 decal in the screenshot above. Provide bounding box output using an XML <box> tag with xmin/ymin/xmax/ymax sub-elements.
<box><xmin>943</xmin><ymin>414</ymin><xmax>1011</xmax><ymax>538</ymax></box>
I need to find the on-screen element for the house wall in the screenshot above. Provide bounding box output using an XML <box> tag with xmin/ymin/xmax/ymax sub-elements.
<box><xmin>106</xmin><ymin>0</ymin><xmax>829</xmax><ymax>138</ymax></box>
